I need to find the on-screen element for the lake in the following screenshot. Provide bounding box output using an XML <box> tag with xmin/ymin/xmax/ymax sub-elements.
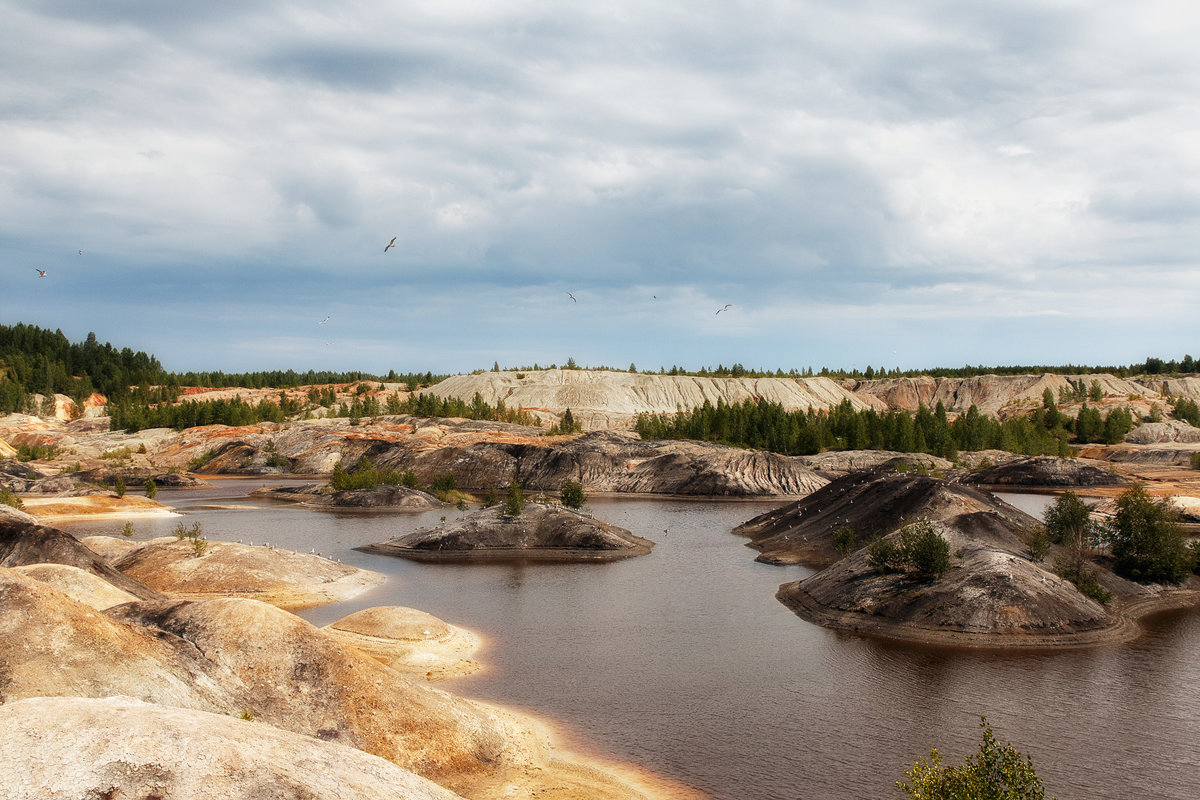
<box><xmin>61</xmin><ymin>481</ymin><xmax>1200</xmax><ymax>800</ymax></box>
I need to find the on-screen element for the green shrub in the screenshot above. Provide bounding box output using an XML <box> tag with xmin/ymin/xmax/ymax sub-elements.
<box><xmin>1043</xmin><ymin>491</ymin><xmax>1095</xmax><ymax>547</ymax></box>
<box><xmin>1109</xmin><ymin>485</ymin><xmax>1191</xmax><ymax>584</ymax></box>
<box><xmin>503</xmin><ymin>479</ymin><xmax>525</xmax><ymax>517</ymax></box>
<box><xmin>868</xmin><ymin>521</ymin><xmax>951</xmax><ymax>580</ymax></box>
<box><xmin>900</xmin><ymin>521</ymin><xmax>951</xmax><ymax>580</ymax></box>
<box><xmin>100</xmin><ymin>447</ymin><xmax>132</xmax><ymax>461</ymax></box>
<box><xmin>1191</xmin><ymin>452</ymin><xmax>1200</xmax><ymax>470</ymax></box>
<box><xmin>16</xmin><ymin>443</ymin><xmax>58</xmax><ymax>462</ymax></box>
<box><xmin>120</xmin><ymin>521</ymin><xmax>135</xmax><ymax>538</ymax></box>
<box><xmin>898</xmin><ymin>717</ymin><xmax>1052</xmax><ymax>800</ymax></box>
<box><xmin>187</xmin><ymin>449</ymin><xmax>217</xmax><ymax>470</ymax></box>
<box><xmin>431</xmin><ymin>472</ymin><xmax>458</xmax><ymax>495</ymax></box>
<box><xmin>173</xmin><ymin>521</ymin><xmax>203</xmax><ymax>540</ymax></box>
<box><xmin>114</xmin><ymin>477</ymin><xmax>126</xmax><ymax>497</ymax></box>
<box><xmin>1053</xmin><ymin>558</ymin><xmax>1112</xmax><ymax>604</ymax></box>
<box><xmin>400</xmin><ymin>469</ymin><xmax>418</xmax><ymax>488</ymax></box>
<box><xmin>482</xmin><ymin>486</ymin><xmax>499</xmax><ymax>507</ymax></box>
<box><xmin>868</xmin><ymin>537</ymin><xmax>903</xmax><ymax>573</ymax></box>
<box><xmin>1023</xmin><ymin>526</ymin><xmax>1050</xmax><ymax>562</ymax></box>
<box><xmin>144</xmin><ymin>478</ymin><xmax>157</xmax><ymax>499</ymax></box>
<box><xmin>560</xmin><ymin>480</ymin><xmax>586</xmax><ymax>509</ymax></box>
<box><xmin>0</xmin><ymin>487</ymin><xmax>24</xmax><ymax>509</ymax></box>
<box><xmin>833</xmin><ymin>526</ymin><xmax>857</xmax><ymax>557</ymax></box>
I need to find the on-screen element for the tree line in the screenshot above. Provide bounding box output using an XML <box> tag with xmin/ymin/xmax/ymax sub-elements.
<box><xmin>107</xmin><ymin>387</ymin><xmax>536</xmax><ymax>433</ymax></box>
<box><xmin>635</xmin><ymin>391</ymin><xmax>1140</xmax><ymax>459</ymax></box>
<box><xmin>492</xmin><ymin>354</ymin><xmax>1195</xmax><ymax>381</ymax></box>
<box><xmin>0</xmin><ymin>322</ymin><xmax>448</xmax><ymax>416</ymax></box>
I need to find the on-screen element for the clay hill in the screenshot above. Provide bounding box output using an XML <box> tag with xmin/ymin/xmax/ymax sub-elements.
<box><xmin>734</xmin><ymin>460</ymin><xmax>1038</xmax><ymax>566</ymax></box>
<box><xmin>0</xmin><ymin>514</ymin><xmax>701</xmax><ymax>800</ymax></box>
<box><xmin>962</xmin><ymin>456</ymin><xmax>1129</xmax><ymax>488</ymax></box>
<box><xmin>422</xmin><ymin>369</ymin><xmax>874</xmax><ymax>429</ymax></box>
<box><xmin>735</xmin><ymin>463</ymin><xmax>1200</xmax><ymax>647</ymax></box>
<box><xmin>188</xmin><ymin>424</ymin><xmax>827</xmax><ymax>497</ymax></box>
<box><xmin>359</xmin><ymin>502</ymin><xmax>654</xmax><ymax>562</ymax></box>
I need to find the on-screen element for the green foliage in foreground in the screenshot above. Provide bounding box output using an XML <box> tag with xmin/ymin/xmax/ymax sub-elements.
<box><xmin>898</xmin><ymin>717</ymin><xmax>1053</xmax><ymax>800</ymax></box>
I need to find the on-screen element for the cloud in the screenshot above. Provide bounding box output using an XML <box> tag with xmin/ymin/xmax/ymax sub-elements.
<box><xmin>2</xmin><ymin>1</ymin><xmax>1198</xmax><ymax>373</ymax></box>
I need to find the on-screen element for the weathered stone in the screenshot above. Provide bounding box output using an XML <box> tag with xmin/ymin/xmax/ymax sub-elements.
<box><xmin>108</xmin><ymin>536</ymin><xmax>385</xmax><ymax>609</ymax></box>
<box><xmin>963</xmin><ymin>456</ymin><xmax>1128</xmax><ymax>488</ymax></box>
<box><xmin>253</xmin><ymin>482</ymin><xmax>445</xmax><ymax>510</ymax></box>
<box><xmin>0</xmin><ymin>696</ymin><xmax>468</xmax><ymax>800</ymax></box>
<box><xmin>358</xmin><ymin>501</ymin><xmax>653</xmax><ymax>562</ymax></box>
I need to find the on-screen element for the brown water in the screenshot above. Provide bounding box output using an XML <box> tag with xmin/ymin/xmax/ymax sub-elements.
<box><xmin>62</xmin><ymin>482</ymin><xmax>1200</xmax><ymax>800</ymax></box>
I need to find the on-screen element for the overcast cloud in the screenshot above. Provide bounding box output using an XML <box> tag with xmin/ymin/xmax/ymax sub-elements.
<box><xmin>2</xmin><ymin>1</ymin><xmax>1197</xmax><ymax>374</ymax></box>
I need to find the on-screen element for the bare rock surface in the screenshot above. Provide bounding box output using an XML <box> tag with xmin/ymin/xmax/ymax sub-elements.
<box><xmin>108</xmin><ymin>536</ymin><xmax>386</xmax><ymax>609</ymax></box>
<box><xmin>774</xmin><ymin>514</ymin><xmax>1149</xmax><ymax>647</ymax></box>
<box><xmin>11</xmin><ymin>562</ymin><xmax>139</xmax><ymax>610</ymax></box>
<box><xmin>382</xmin><ymin>430</ymin><xmax>828</xmax><ymax>497</ymax></box>
<box><xmin>963</xmin><ymin>456</ymin><xmax>1128</xmax><ymax>488</ymax></box>
<box><xmin>0</xmin><ymin>566</ymin><xmax>690</xmax><ymax>800</ymax></box>
<box><xmin>795</xmin><ymin>449</ymin><xmax>953</xmax><ymax>479</ymax></box>
<box><xmin>325</xmin><ymin>606</ymin><xmax>482</xmax><ymax>680</ymax></box>
<box><xmin>0</xmin><ymin>695</ymin><xmax>468</xmax><ymax>800</ymax></box>
<box><xmin>734</xmin><ymin>461</ymin><xmax>1037</xmax><ymax>566</ymax></box>
<box><xmin>253</xmin><ymin>482</ymin><xmax>445</xmax><ymax>510</ymax></box>
<box><xmin>1123</xmin><ymin>420</ymin><xmax>1200</xmax><ymax>444</ymax></box>
<box><xmin>0</xmin><ymin>514</ymin><xmax>162</xmax><ymax>600</ymax></box>
<box><xmin>359</xmin><ymin>502</ymin><xmax>653</xmax><ymax>562</ymax></box>
<box><xmin>743</xmin><ymin>464</ymin><xmax>1200</xmax><ymax>647</ymax></box>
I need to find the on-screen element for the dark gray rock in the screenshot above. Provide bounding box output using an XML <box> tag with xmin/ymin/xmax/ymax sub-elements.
<box><xmin>357</xmin><ymin>502</ymin><xmax>653</xmax><ymax>562</ymax></box>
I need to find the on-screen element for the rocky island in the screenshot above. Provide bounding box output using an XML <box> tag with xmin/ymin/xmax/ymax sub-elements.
<box><xmin>737</xmin><ymin>461</ymin><xmax>1200</xmax><ymax>647</ymax></box>
<box><xmin>358</xmin><ymin>501</ymin><xmax>654</xmax><ymax>562</ymax></box>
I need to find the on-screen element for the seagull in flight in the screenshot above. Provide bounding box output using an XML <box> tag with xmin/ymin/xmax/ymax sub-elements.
<box><xmin>318</xmin><ymin>315</ymin><xmax>331</xmax><ymax>325</ymax></box>
<box><xmin>715</xmin><ymin>304</ymin><xmax>732</xmax><ymax>315</ymax></box>
<box><xmin>384</xmin><ymin>237</ymin><xmax>396</xmax><ymax>253</ymax></box>
<box><xmin>567</xmin><ymin>292</ymin><xmax>576</xmax><ymax>303</ymax></box>
<box><xmin>77</xmin><ymin>250</ymin><xmax>83</xmax><ymax>256</ymax></box>
<box><xmin>34</xmin><ymin>268</ymin><xmax>46</xmax><ymax>277</ymax></box>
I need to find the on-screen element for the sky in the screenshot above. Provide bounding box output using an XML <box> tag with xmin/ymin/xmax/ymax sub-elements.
<box><xmin>2</xmin><ymin>1</ymin><xmax>1198</xmax><ymax>376</ymax></box>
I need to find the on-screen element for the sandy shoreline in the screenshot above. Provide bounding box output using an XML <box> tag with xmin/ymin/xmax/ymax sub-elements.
<box><xmin>19</xmin><ymin>495</ymin><xmax>180</xmax><ymax>521</ymax></box>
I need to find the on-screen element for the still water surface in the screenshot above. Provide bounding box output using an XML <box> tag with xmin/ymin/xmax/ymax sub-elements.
<box><xmin>61</xmin><ymin>481</ymin><xmax>1200</xmax><ymax>800</ymax></box>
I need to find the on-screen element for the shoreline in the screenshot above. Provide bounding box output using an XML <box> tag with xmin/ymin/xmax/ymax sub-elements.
<box><xmin>776</xmin><ymin>581</ymin><xmax>1200</xmax><ymax>650</ymax></box>
<box><xmin>19</xmin><ymin>495</ymin><xmax>180</xmax><ymax>521</ymax></box>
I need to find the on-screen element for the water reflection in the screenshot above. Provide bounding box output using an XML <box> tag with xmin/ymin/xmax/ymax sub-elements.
<box><xmin>58</xmin><ymin>481</ymin><xmax>1200</xmax><ymax>800</ymax></box>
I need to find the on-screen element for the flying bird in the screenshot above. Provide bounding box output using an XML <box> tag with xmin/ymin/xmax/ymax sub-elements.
<box><xmin>715</xmin><ymin>304</ymin><xmax>732</xmax><ymax>315</ymax></box>
<box><xmin>34</xmin><ymin>268</ymin><xmax>46</xmax><ymax>277</ymax></box>
<box><xmin>77</xmin><ymin>250</ymin><xmax>83</xmax><ymax>256</ymax></box>
<box><xmin>567</xmin><ymin>292</ymin><xmax>576</xmax><ymax>303</ymax></box>
<box><xmin>384</xmin><ymin>237</ymin><xmax>396</xmax><ymax>253</ymax></box>
<box><xmin>318</xmin><ymin>315</ymin><xmax>331</xmax><ymax>325</ymax></box>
